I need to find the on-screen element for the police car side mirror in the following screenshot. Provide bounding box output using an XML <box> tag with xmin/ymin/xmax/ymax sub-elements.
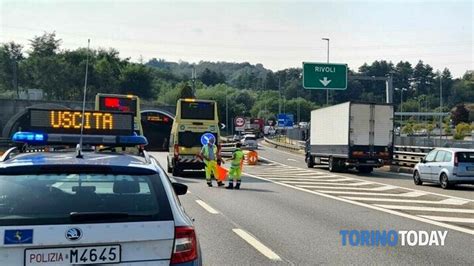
<box><xmin>172</xmin><ymin>182</ymin><xmax>188</xmax><ymax>196</ymax></box>
<box><xmin>420</xmin><ymin>158</ymin><xmax>426</xmax><ymax>164</ymax></box>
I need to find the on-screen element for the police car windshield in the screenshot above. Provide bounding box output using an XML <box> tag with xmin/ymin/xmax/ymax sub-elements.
<box><xmin>0</xmin><ymin>173</ymin><xmax>173</xmax><ymax>226</ymax></box>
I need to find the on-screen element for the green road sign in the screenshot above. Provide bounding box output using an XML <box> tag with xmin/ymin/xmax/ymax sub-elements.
<box><xmin>303</xmin><ymin>62</ymin><xmax>347</xmax><ymax>90</ymax></box>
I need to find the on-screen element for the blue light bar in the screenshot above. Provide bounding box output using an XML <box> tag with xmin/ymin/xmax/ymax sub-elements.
<box><xmin>12</xmin><ymin>132</ymin><xmax>47</xmax><ymax>144</ymax></box>
<box><xmin>118</xmin><ymin>135</ymin><xmax>148</xmax><ymax>145</ymax></box>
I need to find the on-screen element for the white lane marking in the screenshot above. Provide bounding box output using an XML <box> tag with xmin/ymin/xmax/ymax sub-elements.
<box><xmin>438</xmin><ymin>198</ymin><xmax>470</xmax><ymax>205</ymax></box>
<box><xmin>287</xmin><ymin>158</ymin><xmax>297</xmax><ymax>162</ymax></box>
<box><xmin>374</xmin><ymin>205</ymin><xmax>474</xmax><ymax>214</ymax></box>
<box><xmin>293</xmin><ymin>172</ymin><xmax>328</xmax><ymax>176</ymax></box>
<box><xmin>232</xmin><ymin>229</ymin><xmax>282</xmax><ymax>261</ymax></box>
<box><xmin>243</xmin><ymin>172</ymin><xmax>474</xmax><ymax>235</ymax></box>
<box><xmin>419</xmin><ymin>216</ymin><xmax>474</xmax><ymax>224</ymax></box>
<box><xmin>297</xmin><ymin>181</ymin><xmax>374</xmax><ymax>187</ymax></box>
<box><xmin>264</xmin><ymin>177</ymin><xmax>339</xmax><ymax>182</ymax></box>
<box><xmin>291</xmin><ymin>185</ymin><xmax>398</xmax><ymax>191</ymax></box>
<box><xmin>264</xmin><ymin>175</ymin><xmax>339</xmax><ymax>180</ymax></box>
<box><xmin>341</xmin><ymin>197</ymin><xmax>469</xmax><ymax>205</ymax></box>
<box><xmin>316</xmin><ymin>191</ymin><xmax>428</xmax><ymax>197</ymax></box>
<box><xmin>281</xmin><ymin>178</ymin><xmax>354</xmax><ymax>184</ymax></box>
<box><xmin>263</xmin><ymin>168</ymin><xmax>309</xmax><ymax>173</ymax></box>
<box><xmin>195</xmin><ymin>200</ymin><xmax>219</xmax><ymax>214</ymax></box>
<box><xmin>259</xmin><ymin>155</ymin><xmax>474</xmax><ymax>203</ymax></box>
<box><xmin>255</xmin><ymin>172</ymin><xmax>330</xmax><ymax>177</ymax></box>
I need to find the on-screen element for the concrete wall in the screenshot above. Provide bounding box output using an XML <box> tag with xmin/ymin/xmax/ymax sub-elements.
<box><xmin>0</xmin><ymin>98</ymin><xmax>175</xmax><ymax>137</ymax></box>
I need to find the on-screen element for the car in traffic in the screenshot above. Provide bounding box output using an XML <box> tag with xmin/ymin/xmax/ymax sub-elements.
<box><xmin>0</xmin><ymin>128</ymin><xmax>201</xmax><ymax>265</ymax></box>
<box><xmin>298</xmin><ymin>122</ymin><xmax>309</xmax><ymax>128</ymax></box>
<box><xmin>413</xmin><ymin>148</ymin><xmax>474</xmax><ymax>189</ymax></box>
<box><xmin>232</xmin><ymin>134</ymin><xmax>243</xmax><ymax>142</ymax></box>
<box><xmin>241</xmin><ymin>134</ymin><xmax>258</xmax><ymax>149</ymax></box>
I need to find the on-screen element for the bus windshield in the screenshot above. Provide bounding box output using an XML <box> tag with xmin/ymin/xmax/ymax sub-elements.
<box><xmin>181</xmin><ymin>101</ymin><xmax>215</xmax><ymax>120</ymax></box>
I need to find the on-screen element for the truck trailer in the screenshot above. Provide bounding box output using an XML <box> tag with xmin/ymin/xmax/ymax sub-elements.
<box><xmin>305</xmin><ymin>102</ymin><xmax>394</xmax><ymax>173</ymax></box>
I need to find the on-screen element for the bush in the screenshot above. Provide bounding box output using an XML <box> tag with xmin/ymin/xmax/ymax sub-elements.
<box><xmin>453</xmin><ymin>122</ymin><xmax>472</xmax><ymax>140</ymax></box>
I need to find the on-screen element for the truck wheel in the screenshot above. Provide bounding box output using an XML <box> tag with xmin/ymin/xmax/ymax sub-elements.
<box><xmin>306</xmin><ymin>155</ymin><xmax>315</xmax><ymax>168</ymax></box>
<box><xmin>328</xmin><ymin>157</ymin><xmax>336</xmax><ymax>172</ymax></box>
<box><xmin>358</xmin><ymin>166</ymin><xmax>373</xmax><ymax>174</ymax></box>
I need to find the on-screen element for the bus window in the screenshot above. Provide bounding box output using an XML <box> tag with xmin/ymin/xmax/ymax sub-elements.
<box><xmin>180</xmin><ymin>101</ymin><xmax>215</xmax><ymax>120</ymax></box>
<box><xmin>95</xmin><ymin>94</ymin><xmax>142</xmax><ymax>135</ymax></box>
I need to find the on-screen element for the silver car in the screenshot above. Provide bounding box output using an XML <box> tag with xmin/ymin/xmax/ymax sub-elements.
<box><xmin>241</xmin><ymin>134</ymin><xmax>258</xmax><ymax>149</ymax></box>
<box><xmin>413</xmin><ymin>148</ymin><xmax>474</xmax><ymax>189</ymax></box>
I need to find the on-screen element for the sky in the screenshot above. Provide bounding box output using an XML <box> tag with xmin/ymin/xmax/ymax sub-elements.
<box><xmin>1</xmin><ymin>0</ymin><xmax>473</xmax><ymax>77</ymax></box>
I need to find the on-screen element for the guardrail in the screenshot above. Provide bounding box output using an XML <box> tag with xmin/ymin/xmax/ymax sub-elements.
<box><xmin>220</xmin><ymin>142</ymin><xmax>237</xmax><ymax>158</ymax></box>
<box><xmin>264</xmin><ymin>136</ymin><xmax>305</xmax><ymax>153</ymax></box>
<box><xmin>265</xmin><ymin>136</ymin><xmax>433</xmax><ymax>169</ymax></box>
<box><xmin>392</xmin><ymin>146</ymin><xmax>432</xmax><ymax>168</ymax></box>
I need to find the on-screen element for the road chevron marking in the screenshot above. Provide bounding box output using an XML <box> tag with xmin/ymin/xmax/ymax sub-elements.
<box><xmin>242</xmin><ymin>171</ymin><xmax>474</xmax><ymax>235</ymax></box>
<box><xmin>418</xmin><ymin>216</ymin><xmax>474</xmax><ymax>224</ymax></box>
<box><xmin>374</xmin><ymin>205</ymin><xmax>474</xmax><ymax>214</ymax></box>
<box><xmin>257</xmin><ymin>155</ymin><xmax>474</xmax><ymax>203</ymax></box>
<box><xmin>232</xmin><ymin>229</ymin><xmax>282</xmax><ymax>261</ymax></box>
<box><xmin>316</xmin><ymin>191</ymin><xmax>428</xmax><ymax>197</ymax></box>
<box><xmin>340</xmin><ymin>197</ymin><xmax>469</xmax><ymax>205</ymax></box>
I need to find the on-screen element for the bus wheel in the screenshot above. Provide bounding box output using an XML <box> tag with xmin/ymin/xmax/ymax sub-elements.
<box><xmin>172</xmin><ymin>166</ymin><xmax>181</xmax><ymax>177</ymax></box>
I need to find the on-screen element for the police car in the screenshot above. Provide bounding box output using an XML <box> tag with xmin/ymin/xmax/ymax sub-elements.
<box><xmin>0</xmin><ymin>108</ymin><xmax>201</xmax><ymax>265</ymax></box>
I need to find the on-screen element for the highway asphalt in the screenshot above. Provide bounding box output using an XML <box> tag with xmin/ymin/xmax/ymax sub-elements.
<box><xmin>151</xmin><ymin>149</ymin><xmax>473</xmax><ymax>265</ymax></box>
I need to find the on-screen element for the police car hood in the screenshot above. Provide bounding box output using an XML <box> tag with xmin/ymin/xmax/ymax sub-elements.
<box><xmin>0</xmin><ymin>152</ymin><xmax>158</xmax><ymax>174</ymax></box>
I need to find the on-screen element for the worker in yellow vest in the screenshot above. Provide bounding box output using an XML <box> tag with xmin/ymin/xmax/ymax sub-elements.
<box><xmin>226</xmin><ymin>142</ymin><xmax>245</xmax><ymax>189</ymax></box>
<box><xmin>200</xmin><ymin>136</ymin><xmax>224</xmax><ymax>187</ymax></box>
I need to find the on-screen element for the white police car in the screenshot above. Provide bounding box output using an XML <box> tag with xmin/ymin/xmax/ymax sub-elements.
<box><xmin>0</xmin><ymin>109</ymin><xmax>201</xmax><ymax>265</ymax></box>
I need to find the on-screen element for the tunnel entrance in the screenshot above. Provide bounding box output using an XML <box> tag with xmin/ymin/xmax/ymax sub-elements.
<box><xmin>141</xmin><ymin>110</ymin><xmax>174</xmax><ymax>151</ymax></box>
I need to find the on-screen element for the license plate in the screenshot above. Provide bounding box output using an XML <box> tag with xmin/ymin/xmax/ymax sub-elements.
<box><xmin>25</xmin><ymin>245</ymin><xmax>120</xmax><ymax>265</ymax></box>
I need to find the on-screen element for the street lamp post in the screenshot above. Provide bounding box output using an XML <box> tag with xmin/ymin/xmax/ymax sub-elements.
<box><xmin>439</xmin><ymin>72</ymin><xmax>443</xmax><ymax>140</ymax></box>
<box><xmin>395</xmin><ymin>88</ymin><xmax>407</xmax><ymax>126</ymax></box>
<box><xmin>322</xmin><ymin>38</ymin><xmax>329</xmax><ymax>106</ymax></box>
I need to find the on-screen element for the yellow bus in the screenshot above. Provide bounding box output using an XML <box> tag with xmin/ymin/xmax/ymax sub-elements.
<box><xmin>167</xmin><ymin>98</ymin><xmax>220</xmax><ymax>176</ymax></box>
<box><xmin>95</xmin><ymin>93</ymin><xmax>143</xmax><ymax>135</ymax></box>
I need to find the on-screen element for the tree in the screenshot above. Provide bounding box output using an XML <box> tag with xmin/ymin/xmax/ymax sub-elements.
<box><xmin>178</xmin><ymin>83</ymin><xmax>194</xmax><ymax>99</ymax></box>
<box><xmin>451</xmin><ymin>104</ymin><xmax>469</xmax><ymax>125</ymax></box>
<box><xmin>119</xmin><ymin>64</ymin><xmax>153</xmax><ymax>99</ymax></box>
<box><xmin>29</xmin><ymin>32</ymin><xmax>61</xmax><ymax>57</ymax></box>
<box><xmin>0</xmin><ymin>42</ymin><xmax>24</xmax><ymax>92</ymax></box>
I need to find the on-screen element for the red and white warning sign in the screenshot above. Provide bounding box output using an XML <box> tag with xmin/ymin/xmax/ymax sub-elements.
<box><xmin>235</xmin><ymin>117</ymin><xmax>245</xmax><ymax>127</ymax></box>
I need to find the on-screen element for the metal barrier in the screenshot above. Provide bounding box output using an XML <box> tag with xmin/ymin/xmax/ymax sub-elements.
<box><xmin>392</xmin><ymin>146</ymin><xmax>432</xmax><ymax>168</ymax></box>
<box><xmin>220</xmin><ymin>142</ymin><xmax>237</xmax><ymax>157</ymax></box>
<box><xmin>265</xmin><ymin>136</ymin><xmax>434</xmax><ymax>169</ymax></box>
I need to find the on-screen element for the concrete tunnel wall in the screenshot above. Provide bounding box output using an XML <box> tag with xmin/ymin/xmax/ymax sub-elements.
<box><xmin>0</xmin><ymin>98</ymin><xmax>176</xmax><ymax>138</ymax></box>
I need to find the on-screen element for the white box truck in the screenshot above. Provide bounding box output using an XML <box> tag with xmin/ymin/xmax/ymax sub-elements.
<box><xmin>305</xmin><ymin>102</ymin><xmax>394</xmax><ymax>173</ymax></box>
